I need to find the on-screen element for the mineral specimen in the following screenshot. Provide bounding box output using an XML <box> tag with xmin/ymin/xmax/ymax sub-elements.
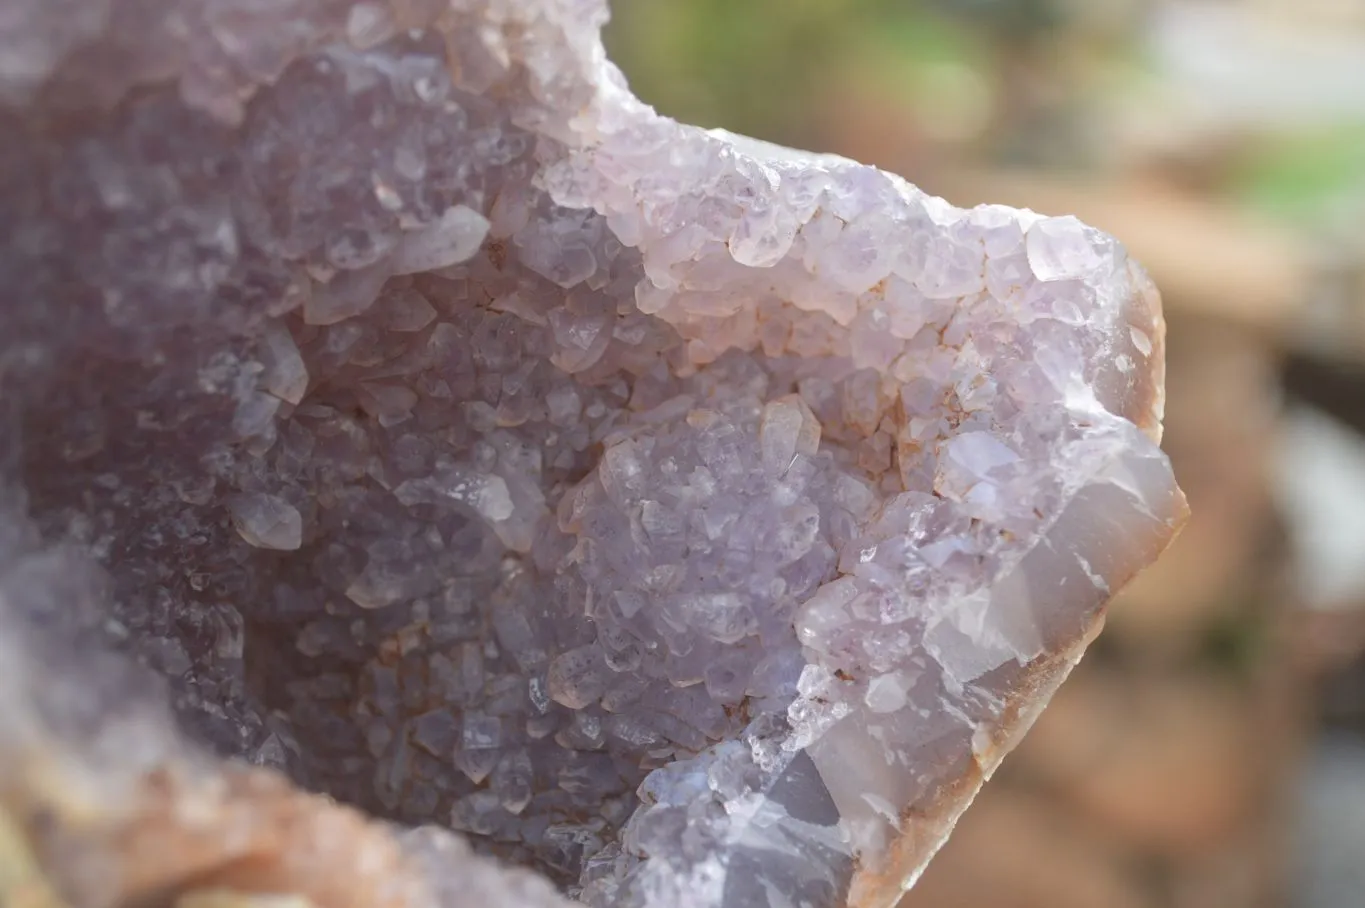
<box><xmin>0</xmin><ymin>1</ymin><xmax>1187</xmax><ymax>907</ymax></box>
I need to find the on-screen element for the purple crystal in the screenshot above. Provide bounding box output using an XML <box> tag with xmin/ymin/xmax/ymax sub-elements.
<box><xmin>0</xmin><ymin>2</ymin><xmax>1185</xmax><ymax>907</ymax></box>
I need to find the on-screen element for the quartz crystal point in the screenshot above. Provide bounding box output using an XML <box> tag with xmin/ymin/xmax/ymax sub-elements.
<box><xmin>0</xmin><ymin>1</ymin><xmax>1187</xmax><ymax>907</ymax></box>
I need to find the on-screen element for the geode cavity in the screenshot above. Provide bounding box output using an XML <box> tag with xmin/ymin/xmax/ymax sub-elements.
<box><xmin>0</xmin><ymin>2</ymin><xmax>1187</xmax><ymax>907</ymax></box>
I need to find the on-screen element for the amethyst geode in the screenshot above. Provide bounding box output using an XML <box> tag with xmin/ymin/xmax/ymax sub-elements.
<box><xmin>0</xmin><ymin>2</ymin><xmax>1186</xmax><ymax>907</ymax></box>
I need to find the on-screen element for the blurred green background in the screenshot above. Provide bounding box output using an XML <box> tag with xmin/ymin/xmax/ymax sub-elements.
<box><xmin>606</xmin><ymin>3</ymin><xmax>1365</xmax><ymax>907</ymax></box>
<box><xmin>605</xmin><ymin>0</ymin><xmax>1365</xmax><ymax>219</ymax></box>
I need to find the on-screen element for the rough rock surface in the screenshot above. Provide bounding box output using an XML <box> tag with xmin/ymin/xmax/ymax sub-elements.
<box><xmin>0</xmin><ymin>1</ymin><xmax>1187</xmax><ymax>907</ymax></box>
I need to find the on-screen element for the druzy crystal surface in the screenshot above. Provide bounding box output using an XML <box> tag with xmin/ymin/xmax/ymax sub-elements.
<box><xmin>0</xmin><ymin>2</ymin><xmax>1187</xmax><ymax>907</ymax></box>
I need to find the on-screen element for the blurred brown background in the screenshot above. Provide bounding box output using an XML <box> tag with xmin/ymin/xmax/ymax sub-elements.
<box><xmin>604</xmin><ymin>2</ymin><xmax>1365</xmax><ymax>906</ymax></box>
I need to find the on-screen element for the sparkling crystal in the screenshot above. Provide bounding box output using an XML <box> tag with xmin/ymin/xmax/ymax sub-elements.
<box><xmin>1025</xmin><ymin>215</ymin><xmax>1111</xmax><ymax>282</ymax></box>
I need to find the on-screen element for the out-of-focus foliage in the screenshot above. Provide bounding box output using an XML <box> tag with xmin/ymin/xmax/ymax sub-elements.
<box><xmin>603</xmin><ymin>0</ymin><xmax>1146</xmax><ymax>167</ymax></box>
<box><xmin>604</xmin><ymin>1</ymin><xmax>1001</xmax><ymax>147</ymax></box>
<box><xmin>1227</xmin><ymin>126</ymin><xmax>1365</xmax><ymax>225</ymax></box>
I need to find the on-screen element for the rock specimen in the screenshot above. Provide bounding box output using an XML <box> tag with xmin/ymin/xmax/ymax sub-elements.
<box><xmin>0</xmin><ymin>1</ymin><xmax>1187</xmax><ymax>907</ymax></box>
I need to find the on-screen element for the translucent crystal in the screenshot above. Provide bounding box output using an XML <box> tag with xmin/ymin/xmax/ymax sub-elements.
<box><xmin>546</xmin><ymin>645</ymin><xmax>612</xmax><ymax>710</ymax></box>
<box><xmin>229</xmin><ymin>493</ymin><xmax>304</xmax><ymax>551</ymax></box>
<box><xmin>259</xmin><ymin>323</ymin><xmax>310</xmax><ymax>405</ymax></box>
<box><xmin>304</xmin><ymin>264</ymin><xmax>391</xmax><ymax>326</ymax></box>
<box><xmin>390</xmin><ymin>206</ymin><xmax>492</xmax><ymax>275</ymax></box>
<box><xmin>1025</xmin><ymin>215</ymin><xmax>1111</xmax><ymax>282</ymax></box>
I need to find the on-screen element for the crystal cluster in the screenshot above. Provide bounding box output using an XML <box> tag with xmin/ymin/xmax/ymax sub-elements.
<box><xmin>0</xmin><ymin>1</ymin><xmax>1186</xmax><ymax>907</ymax></box>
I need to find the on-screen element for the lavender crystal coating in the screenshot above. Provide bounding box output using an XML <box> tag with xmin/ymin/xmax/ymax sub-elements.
<box><xmin>0</xmin><ymin>1</ymin><xmax>1187</xmax><ymax>907</ymax></box>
